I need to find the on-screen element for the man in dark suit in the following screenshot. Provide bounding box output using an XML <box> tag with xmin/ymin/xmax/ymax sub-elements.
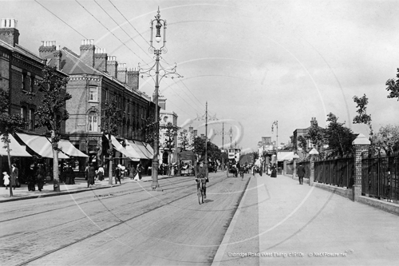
<box><xmin>297</xmin><ymin>163</ymin><xmax>306</xmax><ymax>185</ymax></box>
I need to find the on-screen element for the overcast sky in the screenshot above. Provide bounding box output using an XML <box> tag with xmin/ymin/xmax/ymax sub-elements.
<box><xmin>2</xmin><ymin>0</ymin><xmax>399</xmax><ymax>152</ymax></box>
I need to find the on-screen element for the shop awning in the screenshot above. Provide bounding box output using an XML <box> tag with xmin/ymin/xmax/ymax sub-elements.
<box><xmin>143</xmin><ymin>143</ymin><xmax>154</xmax><ymax>157</ymax></box>
<box><xmin>123</xmin><ymin>140</ymin><xmax>141</xmax><ymax>161</ymax></box>
<box><xmin>135</xmin><ymin>141</ymin><xmax>153</xmax><ymax>159</ymax></box>
<box><xmin>109</xmin><ymin>135</ymin><xmax>140</xmax><ymax>161</ymax></box>
<box><xmin>0</xmin><ymin>134</ymin><xmax>32</xmax><ymax>157</ymax></box>
<box><xmin>58</xmin><ymin>139</ymin><xmax>88</xmax><ymax>158</ymax></box>
<box><xmin>16</xmin><ymin>133</ymin><xmax>69</xmax><ymax>159</ymax></box>
<box><xmin>126</xmin><ymin>140</ymin><xmax>148</xmax><ymax>159</ymax></box>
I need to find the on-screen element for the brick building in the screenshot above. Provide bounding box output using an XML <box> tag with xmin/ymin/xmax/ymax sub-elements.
<box><xmin>0</xmin><ymin>19</ymin><xmax>68</xmax><ymax>183</ymax></box>
<box><xmin>0</xmin><ymin>19</ymin><xmax>67</xmax><ymax>134</ymax></box>
<box><xmin>39</xmin><ymin>39</ymin><xmax>157</xmax><ymax>170</ymax></box>
<box><xmin>292</xmin><ymin>117</ymin><xmax>322</xmax><ymax>151</ymax></box>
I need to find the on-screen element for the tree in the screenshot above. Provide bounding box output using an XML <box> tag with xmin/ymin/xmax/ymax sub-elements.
<box><xmin>0</xmin><ymin>90</ymin><xmax>26</xmax><ymax>196</ymax></box>
<box><xmin>178</xmin><ymin>130</ymin><xmax>190</xmax><ymax>151</ymax></box>
<box><xmin>305</xmin><ymin>120</ymin><xmax>325</xmax><ymax>154</ymax></box>
<box><xmin>297</xmin><ymin>135</ymin><xmax>309</xmax><ymax>154</ymax></box>
<box><xmin>324</xmin><ymin>113</ymin><xmax>355</xmax><ymax>158</ymax></box>
<box><xmin>191</xmin><ymin>136</ymin><xmax>221</xmax><ymax>163</ymax></box>
<box><xmin>373</xmin><ymin>125</ymin><xmax>399</xmax><ymax>156</ymax></box>
<box><xmin>353</xmin><ymin>94</ymin><xmax>373</xmax><ymax>141</ymax></box>
<box><xmin>35</xmin><ymin>66</ymin><xmax>71</xmax><ymax>192</ymax></box>
<box><xmin>385</xmin><ymin>69</ymin><xmax>399</xmax><ymax>100</ymax></box>
<box><xmin>101</xmin><ymin>98</ymin><xmax>122</xmax><ymax>185</ymax></box>
<box><xmin>192</xmin><ymin>137</ymin><xmax>205</xmax><ymax>162</ymax></box>
<box><xmin>141</xmin><ymin>114</ymin><xmax>158</xmax><ymax>147</ymax></box>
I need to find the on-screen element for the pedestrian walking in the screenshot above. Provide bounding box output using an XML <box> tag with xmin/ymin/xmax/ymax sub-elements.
<box><xmin>97</xmin><ymin>165</ymin><xmax>105</xmax><ymax>181</ymax></box>
<box><xmin>115</xmin><ymin>164</ymin><xmax>122</xmax><ymax>185</ymax></box>
<box><xmin>3</xmin><ymin>172</ymin><xmax>10</xmax><ymax>189</ymax></box>
<box><xmin>297</xmin><ymin>163</ymin><xmax>306</xmax><ymax>185</ymax></box>
<box><xmin>84</xmin><ymin>163</ymin><xmax>89</xmax><ymax>181</ymax></box>
<box><xmin>36</xmin><ymin>163</ymin><xmax>45</xmax><ymax>191</ymax></box>
<box><xmin>87</xmin><ymin>163</ymin><xmax>96</xmax><ymax>187</ymax></box>
<box><xmin>27</xmin><ymin>164</ymin><xmax>36</xmax><ymax>191</ymax></box>
<box><xmin>10</xmin><ymin>163</ymin><xmax>19</xmax><ymax>189</ymax></box>
<box><xmin>136</xmin><ymin>162</ymin><xmax>143</xmax><ymax>180</ymax></box>
<box><xmin>270</xmin><ymin>164</ymin><xmax>277</xmax><ymax>178</ymax></box>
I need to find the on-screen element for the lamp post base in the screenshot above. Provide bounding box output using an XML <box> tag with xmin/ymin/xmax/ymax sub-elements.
<box><xmin>152</xmin><ymin>184</ymin><xmax>163</xmax><ymax>191</ymax></box>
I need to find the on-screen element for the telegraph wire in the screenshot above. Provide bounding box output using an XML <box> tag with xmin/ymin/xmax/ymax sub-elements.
<box><xmin>108</xmin><ymin>0</ymin><xmax>150</xmax><ymax>46</ymax></box>
<box><xmin>36</xmin><ymin>0</ymin><xmax>215</xmax><ymax>119</ymax></box>
<box><xmin>93</xmin><ymin>0</ymin><xmax>152</xmax><ymax>61</ymax></box>
<box><xmin>74</xmin><ymin>0</ymin><xmax>146</xmax><ymax>63</ymax></box>
<box><xmin>34</xmin><ymin>0</ymin><xmax>87</xmax><ymax>39</ymax></box>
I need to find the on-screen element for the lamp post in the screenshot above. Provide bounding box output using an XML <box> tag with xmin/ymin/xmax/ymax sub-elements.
<box><xmin>139</xmin><ymin>8</ymin><xmax>182</xmax><ymax>191</ymax></box>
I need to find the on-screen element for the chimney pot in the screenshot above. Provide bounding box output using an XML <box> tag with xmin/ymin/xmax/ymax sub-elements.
<box><xmin>0</xmin><ymin>19</ymin><xmax>20</xmax><ymax>47</ymax></box>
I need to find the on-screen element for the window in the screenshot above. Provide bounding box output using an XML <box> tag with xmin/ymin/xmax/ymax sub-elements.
<box><xmin>20</xmin><ymin>106</ymin><xmax>27</xmax><ymax>129</ymax></box>
<box><xmin>28</xmin><ymin>109</ymin><xmax>34</xmax><ymax>130</ymax></box>
<box><xmin>21</xmin><ymin>73</ymin><xmax>25</xmax><ymax>90</ymax></box>
<box><xmin>30</xmin><ymin>76</ymin><xmax>35</xmax><ymax>92</ymax></box>
<box><xmin>26</xmin><ymin>75</ymin><xmax>31</xmax><ymax>92</ymax></box>
<box><xmin>89</xmin><ymin>87</ymin><xmax>98</xmax><ymax>102</ymax></box>
<box><xmin>88</xmin><ymin>112</ymin><xmax>98</xmax><ymax>132</ymax></box>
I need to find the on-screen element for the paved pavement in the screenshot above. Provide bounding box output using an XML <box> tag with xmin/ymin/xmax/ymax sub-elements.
<box><xmin>213</xmin><ymin>173</ymin><xmax>399</xmax><ymax>266</ymax></box>
<box><xmin>0</xmin><ymin>174</ymin><xmax>171</xmax><ymax>203</ymax></box>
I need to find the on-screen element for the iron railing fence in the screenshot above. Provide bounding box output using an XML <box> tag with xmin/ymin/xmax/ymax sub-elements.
<box><xmin>314</xmin><ymin>157</ymin><xmax>354</xmax><ymax>188</ymax></box>
<box><xmin>302</xmin><ymin>161</ymin><xmax>311</xmax><ymax>179</ymax></box>
<box><xmin>362</xmin><ymin>153</ymin><xmax>399</xmax><ymax>202</ymax></box>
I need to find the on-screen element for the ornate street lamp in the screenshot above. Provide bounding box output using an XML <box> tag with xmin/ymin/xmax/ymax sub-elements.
<box><xmin>139</xmin><ymin>8</ymin><xmax>182</xmax><ymax>191</ymax></box>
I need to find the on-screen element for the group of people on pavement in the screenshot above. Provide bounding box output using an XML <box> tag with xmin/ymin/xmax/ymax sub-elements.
<box><xmin>2</xmin><ymin>163</ymin><xmax>45</xmax><ymax>192</ymax></box>
<box><xmin>2</xmin><ymin>163</ymin><xmax>20</xmax><ymax>190</ymax></box>
<box><xmin>85</xmin><ymin>163</ymin><xmax>105</xmax><ymax>188</ymax></box>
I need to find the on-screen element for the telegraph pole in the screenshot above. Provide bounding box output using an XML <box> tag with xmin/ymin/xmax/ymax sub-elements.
<box><xmin>205</xmin><ymin>102</ymin><xmax>208</xmax><ymax>178</ymax></box>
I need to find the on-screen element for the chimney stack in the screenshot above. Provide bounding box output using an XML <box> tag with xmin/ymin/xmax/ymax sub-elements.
<box><xmin>39</xmin><ymin>41</ymin><xmax>57</xmax><ymax>59</ymax></box>
<box><xmin>80</xmin><ymin>39</ymin><xmax>95</xmax><ymax>67</ymax></box>
<box><xmin>107</xmin><ymin>56</ymin><xmax>118</xmax><ymax>79</ymax></box>
<box><xmin>0</xmin><ymin>18</ymin><xmax>19</xmax><ymax>47</ymax></box>
<box><xmin>117</xmin><ymin>63</ymin><xmax>127</xmax><ymax>83</ymax></box>
<box><xmin>127</xmin><ymin>68</ymin><xmax>139</xmax><ymax>90</ymax></box>
<box><xmin>94</xmin><ymin>47</ymin><xmax>107</xmax><ymax>72</ymax></box>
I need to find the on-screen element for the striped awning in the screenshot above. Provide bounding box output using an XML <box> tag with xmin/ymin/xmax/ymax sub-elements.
<box><xmin>16</xmin><ymin>133</ymin><xmax>69</xmax><ymax>159</ymax></box>
<box><xmin>0</xmin><ymin>134</ymin><xmax>32</xmax><ymax>157</ymax></box>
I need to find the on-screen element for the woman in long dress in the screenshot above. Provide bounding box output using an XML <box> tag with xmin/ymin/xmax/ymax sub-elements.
<box><xmin>87</xmin><ymin>163</ymin><xmax>96</xmax><ymax>187</ymax></box>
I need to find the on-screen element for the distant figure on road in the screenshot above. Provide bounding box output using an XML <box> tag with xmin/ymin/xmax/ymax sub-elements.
<box><xmin>297</xmin><ymin>163</ymin><xmax>306</xmax><ymax>185</ymax></box>
<box><xmin>195</xmin><ymin>161</ymin><xmax>207</xmax><ymax>204</ymax></box>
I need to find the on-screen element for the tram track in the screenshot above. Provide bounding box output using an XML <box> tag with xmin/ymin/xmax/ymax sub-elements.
<box><xmin>9</xmin><ymin>174</ymin><xmax>233</xmax><ymax>266</ymax></box>
<box><xmin>0</xmin><ymin>176</ymin><xmax>202</xmax><ymax>224</ymax></box>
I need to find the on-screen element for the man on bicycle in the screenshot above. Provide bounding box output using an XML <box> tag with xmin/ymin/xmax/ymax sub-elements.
<box><xmin>195</xmin><ymin>161</ymin><xmax>207</xmax><ymax>203</ymax></box>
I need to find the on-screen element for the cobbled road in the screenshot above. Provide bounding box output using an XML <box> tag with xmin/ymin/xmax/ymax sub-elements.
<box><xmin>0</xmin><ymin>172</ymin><xmax>250</xmax><ymax>266</ymax></box>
